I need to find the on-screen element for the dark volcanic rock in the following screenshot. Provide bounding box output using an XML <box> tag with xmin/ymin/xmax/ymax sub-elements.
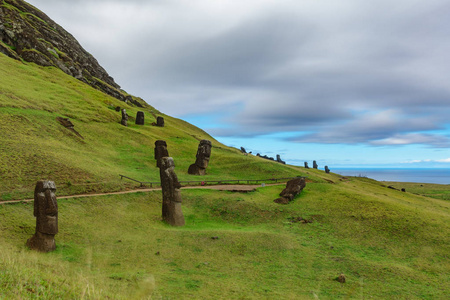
<box><xmin>159</xmin><ymin>157</ymin><xmax>185</xmax><ymax>226</ymax></box>
<box><xmin>121</xmin><ymin>109</ymin><xmax>128</xmax><ymax>126</ymax></box>
<box><xmin>156</xmin><ymin>116</ymin><xmax>164</xmax><ymax>127</ymax></box>
<box><xmin>154</xmin><ymin>140</ymin><xmax>169</xmax><ymax>168</ymax></box>
<box><xmin>26</xmin><ymin>180</ymin><xmax>58</xmax><ymax>252</ymax></box>
<box><xmin>136</xmin><ymin>111</ymin><xmax>145</xmax><ymax>125</ymax></box>
<box><xmin>274</xmin><ymin>177</ymin><xmax>306</xmax><ymax>204</ymax></box>
<box><xmin>188</xmin><ymin>140</ymin><xmax>212</xmax><ymax>175</ymax></box>
<box><xmin>0</xmin><ymin>0</ymin><xmax>143</xmax><ymax>103</ymax></box>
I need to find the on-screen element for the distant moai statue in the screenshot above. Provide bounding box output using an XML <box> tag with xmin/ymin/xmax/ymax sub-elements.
<box><xmin>136</xmin><ymin>111</ymin><xmax>145</xmax><ymax>125</ymax></box>
<box><xmin>304</xmin><ymin>162</ymin><xmax>309</xmax><ymax>169</ymax></box>
<box><xmin>26</xmin><ymin>181</ymin><xmax>58</xmax><ymax>252</ymax></box>
<box><xmin>274</xmin><ymin>177</ymin><xmax>306</xmax><ymax>204</ymax></box>
<box><xmin>159</xmin><ymin>157</ymin><xmax>185</xmax><ymax>226</ymax></box>
<box><xmin>156</xmin><ymin>116</ymin><xmax>165</xmax><ymax>127</ymax></box>
<box><xmin>154</xmin><ymin>140</ymin><xmax>169</xmax><ymax>168</ymax></box>
<box><xmin>313</xmin><ymin>160</ymin><xmax>318</xmax><ymax>169</ymax></box>
<box><xmin>276</xmin><ymin>155</ymin><xmax>286</xmax><ymax>164</ymax></box>
<box><xmin>240</xmin><ymin>147</ymin><xmax>247</xmax><ymax>153</ymax></box>
<box><xmin>325</xmin><ymin>166</ymin><xmax>330</xmax><ymax>174</ymax></box>
<box><xmin>188</xmin><ymin>140</ymin><xmax>212</xmax><ymax>175</ymax></box>
<box><xmin>121</xmin><ymin>109</ymin><xmax>128</xmax><ymax>126</ymax></box>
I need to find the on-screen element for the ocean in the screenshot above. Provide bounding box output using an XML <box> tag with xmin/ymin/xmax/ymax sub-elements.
<box><xmin>331</xmin><ymin>168</ymin><xmax>450</xmax><ymax>185</ymax></box>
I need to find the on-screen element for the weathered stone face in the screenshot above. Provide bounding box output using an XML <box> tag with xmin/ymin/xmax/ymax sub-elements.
<box><xmin>136</xmin><ymin>111</ymin><xmax>145</xmax><ymax>125</ymax></box>
<box><xmin>304</xmin><ymin>162</ymin><xmax>309</xmax><ymax>169</ymax></box>
<box><xmin>188</xmin><ymin>140</ymin><xmax>212</xmax><ymax>175</ymax></box>
<box><xmin>154</xmin><ymin>140</ymin><xmax>169</xmax><ymax>168</ymax></box>
<box><xmin>313</xmin><ymin>161</ymin><xmax>318</xmax><ymax>169</ymax></box>
<box><xmin>325</xmin><ymin>166</ymin><xmax>330</xmax><ymax>174</ymax></box>
<box><xmin>274</xmin><ymin>177</ymin><xmax>306</xmax><ymax>204</ymax></box>
<box><xmin>26</xmin><ymin>180</ymin><xmax>58</xmax><ymax>252</ymax></box>
<box><xmin>156</xmin><ymin>116</ymin><xmax>164</xmax><ymax>127</ymax></box>
<box><xmin>276</xmin><ymin>154</ymin><xmax>286</xmax><ymax>164</ymax></box>
<box><xmin>159</xmin><ymin>157</ymin><xmax>185</xmax><ymax>226</ymax></box>
<box><xmin>121</xmin><ymin>109</ymin><xmax>128</xmax><ymax>126</ymax></box>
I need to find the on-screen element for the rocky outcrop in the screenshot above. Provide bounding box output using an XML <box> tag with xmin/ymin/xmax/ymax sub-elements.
<box><xmin>0</xmin><ymin>0</ymin><xmax>144</xmax><ymax>105</ymax></box>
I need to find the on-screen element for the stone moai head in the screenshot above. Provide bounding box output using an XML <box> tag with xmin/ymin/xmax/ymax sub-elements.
<box><xmin>325</xmin><ymin>166</ymin><xmax>330</xmax><ymax>174</ymax></box>
<box><xmin>156</xmin><ymin>116</ymin><xmax>165</xmax><ymax>127</ymax></box>
<box><xmin>154</xmin><ymin>140</ymin><xmax>169</xmax><ymax>168</ymax></box>
<box><xmin>304</xmin><ymin>162</ymin><xmax>309</xmax><ymax>169</ymax></box>
<box><xmin>195</xmin><ymin>140</ymin><xmax>212</xmax><ymax>168</ymax></box>
<box><xmin>160</xmin><ymin>157</ymin><xmax>184</xmax><ymax>226</ymax></box>
<box><xmin>27</xmin><ymin>180</ymin><xmax>58</xmax><ymax>252</ymax></box>
<box><xmin>313</xmin><ymin>160</ymin><xmax>318</xmax><ymax>169</ymax></box>
<box><xmin>121</xmin><ymin>109</ymin><xmax>128</xmax><ymax>126</ymax></box>
<box><xmin>136</xmin><ymin>111</ymin><xmax>145</xmax><ymax>125</ymax></box>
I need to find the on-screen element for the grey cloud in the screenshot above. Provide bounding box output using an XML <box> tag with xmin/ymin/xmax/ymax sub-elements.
<box><xmin>25</xmin><ymin>0</ymin><xmax>450</xmax><ymax>148</ymax></box>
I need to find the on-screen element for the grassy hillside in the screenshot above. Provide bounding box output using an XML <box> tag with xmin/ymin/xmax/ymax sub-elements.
<box><xmin>0</xmin><ymin>52</ymin><xmax>311</xmax><ymax>200</ymax></box>
<box><xmin>1</xmin><ymin>52</ymin><xmax>449</xmax><ymax>299</ymax></box>
<box><xmin>1</xmin><ymin>178</ymin><xmax>449</xmax><ymax>298</ymax></box>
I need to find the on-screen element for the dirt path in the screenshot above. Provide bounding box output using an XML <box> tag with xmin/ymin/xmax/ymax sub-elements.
<box><xmin>0</xmin><ymin>184</ymin><xmax>281</xmax><ymax>205</ymax></box>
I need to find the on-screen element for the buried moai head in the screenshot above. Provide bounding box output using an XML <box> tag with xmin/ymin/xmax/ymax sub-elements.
<box><xmin>188</xmin><ymin>140</ymin><xmax>212</xmax><ymax>175</ymax></box>
<box><xmin>121</xmin><ymin>109</ymin><xmax>128</xmax><ymax>126</ymax></box>
<box><xmin>304</xmin><ymin>162</ymin><xmax>309</xmax><ymax>169</ymax></box>
<box><xmin>136</xmin><ymin>111</ymin><xmax>145</xmax><ymax>125</ymax></box>
<box><xmin>159</xmin><ymin>157</ymin><xmax>185</xmax><ymax>226</ymax></box>
<box><xmin>325</xmin><ymin>166</ymin><xmax>330</xmax><ymax>174</ymax></box>
<box><xmin>26</xmin><ymin>180</ymin><xmax>58</xmax><ymax>252</ymax></box>
<box><xmin>313</xmin><ymin>160</ymin><xmax>318</xmax><ymax>169</ymax></box>
<box><xmin>154</xmin><ymin>140</ymin><xmax>169</xmax><ymax>168</ymax></box>
<box><xmin>156</xmin><ymin>116</ymin><xmax>165</xmax><ymax>127</ymax></box>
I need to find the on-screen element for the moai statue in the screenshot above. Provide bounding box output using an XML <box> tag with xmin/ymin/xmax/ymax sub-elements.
<box><xmin>240</xmin><ymin>147</ymin><xmax>247</xmax><ymax>154</ymax></box>
<box><xmin>274</xmin><ymin>177</ymin><xmax>306</xmax><ymax>204</ymax></box>
<box><xmin>159</xmin><ymin>157</ymin><xmax>185</xmax><ymax>226</ymax></box>
<box><xmin>26</xmin><ymin>181</ymin><xmax>58</xmax><ymax>252</ymax></box>
<box><xmin>121</xmin><ymin>109</ymin><xmax>128</xmax><ymax>126</ymax></box>
<box><xmin>136</xmin><ymin>111</ymin><xmax>145</xmax><ymax>125</ymax></box>
<box><xmin>325</xmin><ymin>166</ymin><xmax>330</xmax><ymax>174</ymax></box>
<box><xmin>304</xmin><ymin>162</ymin><xmax>309</xmax><ymax>169</ymax></box>
<box><xmin>154</xmin><ymin>140</ymin><xmax>169</xmax><ymax>168</ymax></box>
<box><xmin>156</xmin><ymin>116</ymin><xmax>165</xmax><ymax>127</ymax></box>
<box><xmin>313</xmin><ymin>160</ymin><xmax>318</xmax><ymax>169</ymax></box>
<box><xmin>188</xmin><ymin>140</ymin><xmax>212</xmax><ymax>175</ymax></box>
<box><xmin>276</xmin><ymin>154</ymin><xmax>286</xmax><ymax>164</ymax></box>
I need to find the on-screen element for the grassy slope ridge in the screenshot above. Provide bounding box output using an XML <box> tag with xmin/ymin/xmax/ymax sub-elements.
<box><xmin>0</xmin><ymin>52</ymin><xmax>307</xmax><ymax>200</ymax></box>
<box><xmin>0</xmin><ymin>53</ymin><xmax>449</xmax><ymax>298</ymax></box>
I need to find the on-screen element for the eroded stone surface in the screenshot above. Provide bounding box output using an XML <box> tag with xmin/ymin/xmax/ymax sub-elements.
<box><xmin>156</xmin><ymin>116</ymin><xmax>164</xmax><ymax>127</ymax></box>
<box><xmin>274</xmin><ymin>177</ymin><xmax>306</xmax><ymax>204</ymax></box>
<box><xmin>188</xmin><ymin>140</ymin><xmax>212</xmax><ymax>175</ymax></box>
<box><xmin>154</xmin><ymin>140</ymin><xmax>169</xmax><ymax>168</ymax></box>
<box><xmin>136</xmin><ymin>111</ymin><xmax>145</xmax><ymax>125</ymax></box>
<box><xmin>26</xmin><ymin>180</ymin><xmax>58</xmax><ymax>252</ymax></box>
<box><xmin>159</xmin><ymin>157</ymin><xmax>185</xmax><ymax>226</ymax></box>
<box><xmin>121</xmin><ymin>109</ymin><xmax>128</xmax><ymax>126</ymax></box>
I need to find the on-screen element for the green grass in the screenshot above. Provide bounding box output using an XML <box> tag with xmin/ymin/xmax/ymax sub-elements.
<box><xmin>1</xmin><ymin>179</ymin><xmax>449</xmax><ymax>299</ymax></box>
<box><xmin>1</xmin><ymin>46</ymin><xmax>449</xmax><ymax>299</ymax></box>
<box><xmin>385</xmin><ymin>181</ymin><xmax>450</xmax><ymax>201</ymax></box>
<box><xmin>0</xmin><ymin>52</ymin><xmax>311</xmax><ymax>200</ymax></box>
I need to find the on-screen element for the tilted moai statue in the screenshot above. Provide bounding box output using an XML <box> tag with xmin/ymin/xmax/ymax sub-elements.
<box><xmin>27</xmin><ymin>181</ymin><xmax>58</xmax><ymax>252</ymax></box>
<box><xmin>304</xmin><ymin>162</ymin><xmax>309</xmax><ymax>169</ymax></box>
<box><xmin>313</xmin><ymin>160</ymin><xmax>318</xmax><ymax>169</ymax></box>
<box><xmin>274</xmin><ymin>177</ymin><xmax>307</xmax><ymax>204</ymax></box>
<box><xmin>121</xmin><ymin>109</ymin><xmax>128</xmax><ymax>126</ymax></box>
<box><xmin>156</xmin><ymin>116</ymin><xmax>165</xmax><ymax>127</ymax></box>
<box><xmin>154</xmin><ymin>140</ymin><xmax>169</xmax><ymax>168</ymax></box>
<box><xmin>188</xmin><ymin>140</ymin><xmax>212</xmax><ymax>175</ymax></box>
<box><xmin>136</xmin><ymin>111</ymin><xmax>145</xmax><ymax>125</ymax></box>
<box><xmin>325</xmin><ymin>166</ymin><xmax>330</xmax><ymax>174</ymax></box>
<box><xmin>159</xmin><ymin>157</ymin><xmax>185</xmax><ymax>226</ymax></box>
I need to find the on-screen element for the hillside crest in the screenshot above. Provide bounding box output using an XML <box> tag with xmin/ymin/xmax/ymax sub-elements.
<box><xmin>0</xmin><ymin>0</ymin><xmax>144</xmax><ymax>106</ymax></box>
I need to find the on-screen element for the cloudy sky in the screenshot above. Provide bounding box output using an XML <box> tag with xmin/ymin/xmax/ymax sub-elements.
<box><xmin>27</xmin><ymin>0</ymin><xmax>450</xmax><ymax>168</ymax></box>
